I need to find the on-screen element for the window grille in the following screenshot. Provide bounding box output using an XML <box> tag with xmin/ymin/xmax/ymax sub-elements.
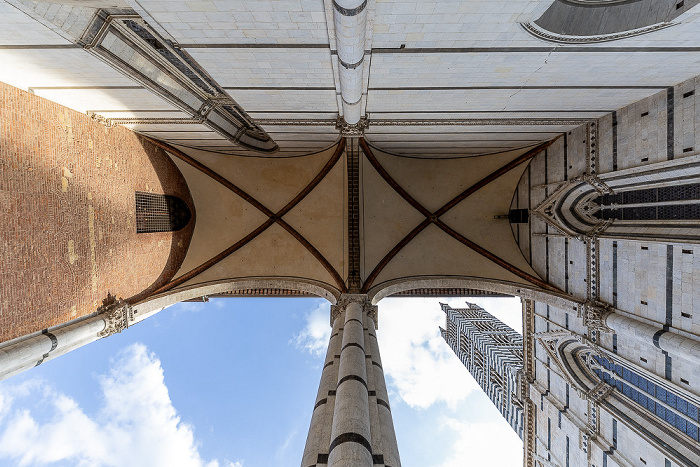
<box><xmin>135</xmin><ymin>191</ymin><xmax>191</xmax><ymax>233</ymax></box>
<box><xmin>594</xmin><ymin>183</ymin><xmax>700</xmax><ymax>221</ymax></box>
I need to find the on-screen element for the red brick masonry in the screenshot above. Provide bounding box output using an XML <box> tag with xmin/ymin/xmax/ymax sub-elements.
<box><xmin>0</xmin><ymin>82</ymin><xmax>194</xmax><ymax>343</ymax></box>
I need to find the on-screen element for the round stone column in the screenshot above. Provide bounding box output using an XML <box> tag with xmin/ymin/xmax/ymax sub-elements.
<box><xmin>301</xmin><ymin>311</ymin><xmax>343</xmax><ymax>467</ymax></box>
<box><xmin>366</xmin><ymin>314</ymin><xmax>401</xmax><ymax>467</ymax></box>
<box><xmin>606</xmin><ymin>312</ymin><xmax>700</xmax><ymax>366</ymax></box>
<box><xmin>328</xmin><ymin>298</ymin><xmax>372</xmax><ymax>467</ymax></box>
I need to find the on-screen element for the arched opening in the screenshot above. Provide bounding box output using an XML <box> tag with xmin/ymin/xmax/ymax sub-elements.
<box><xmin>523</xmin><ymin>0</ymin><xmax>700</xmax><ymax>43</ymax></box>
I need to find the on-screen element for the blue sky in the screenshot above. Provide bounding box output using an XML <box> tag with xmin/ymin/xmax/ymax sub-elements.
<box><xmin>0</xmin><ymin>296</ymin><xmax>523</xmax><ymax>466</ymax></box>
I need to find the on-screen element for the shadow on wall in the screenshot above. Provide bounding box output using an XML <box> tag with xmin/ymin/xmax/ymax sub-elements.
<box><xmin>0</xmin><ymin>82</ymin><xmax>194</xmax><ymax>343</ymax></box>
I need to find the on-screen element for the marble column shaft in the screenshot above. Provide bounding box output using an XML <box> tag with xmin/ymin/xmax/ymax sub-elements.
<box><xmin>301</xmin><ymin>311</ymin><xmax>343</xmax><ymax>467</ymax></box>
<box><xmin>328</xmin><ymin>299</ymin><xmax>373</xmax><ymax>466</ymax></box>
<box><xmin>301</xmin><ymin>295</ymin><xmax>401</xmax><ymax>467</ymax></box>
<box><xmin>606</xmin><ymin>312</ymin><xmax>700</xmax><ymax>366</ymax></box>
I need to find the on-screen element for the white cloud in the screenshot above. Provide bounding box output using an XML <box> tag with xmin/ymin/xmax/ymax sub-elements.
<box><xmin>376</xmin><ymin>298</ymin><xmax>480</xmax><ymax>409</ymax></box>
<box><xmin>438</xmin><ymin>415</ymin><xmax>523</xmax><ymax>467</ymax></box>
<box><xmin>292</xmin><ymin>301</ymin><xmax>331</xmax><ymax>357</ymax></box>
<box><xmin>0</xmin><ymin>344</ymin><xmax>243</xmax><ymax>467</ymax></box>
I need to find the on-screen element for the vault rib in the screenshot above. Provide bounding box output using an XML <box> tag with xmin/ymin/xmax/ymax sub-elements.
<box><xmin>144</xmin><ymin>138</ymin><xmax>347</xmax><ymax>295</ymax></box>
<box><xmin>359</xmin><ymin>138</ymin><xmax>561</xmax><ymax>293</ymax></box>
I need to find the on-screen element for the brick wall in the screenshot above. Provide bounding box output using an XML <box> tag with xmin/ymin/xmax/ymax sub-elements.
<box><xmin>0</xmin><ymin>82</ymin><xmax>194</xmax><ymax>343</ymax></box>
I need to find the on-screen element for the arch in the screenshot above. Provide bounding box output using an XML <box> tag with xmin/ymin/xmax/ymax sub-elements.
<box><xmin>543</xmin><ymin>335</ymin><xmax>700</xmax><ymax>463</ymax></box>
<box><xmin>530</xmin><ymin>176</ymin><xmax>700</xmax><ymax>242</ymax></box>
<box><xmin>521</xmin><ymin>0</ymin><xmax>699</xmax><ymax>44</ymax></box>
<box><xmin>132</xmin><ymin>277</ymin><xmax>341</xmax><ymax>315</ymax></box>
<box><xmin>367</xmin><ymin>275</ymin><xmax>579</xmax><ymax>309</ymax></box>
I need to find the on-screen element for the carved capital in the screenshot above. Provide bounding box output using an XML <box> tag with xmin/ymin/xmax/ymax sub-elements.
<box><xmin>329</xmin><ymin>294</ymin><xmax>378</xmax><ymax>329</ymax></box>
<box><xmin>578</xmin><ymin>173</ymin><xmax>613</xmax><ymax>195</ymax></box>
<box><xmin>97</xmin><ymin>293</ymin><xmax>134</xmax><ymax>338</ymax></box>
<box><xmin>581</xmin><ymin>301</ymin><xmax>613</xmax><ymax>334</ymax></box>
<box><xmin>335</xmin><ymin>116</ymin><xmax>369</xmax><ymax>137</ymax></box>
<box><xmin>587</xmin><ymin>380</ymin><xmax>614</xmax><ymax>403</ymax></box>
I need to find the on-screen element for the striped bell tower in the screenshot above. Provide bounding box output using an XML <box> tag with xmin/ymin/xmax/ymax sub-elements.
<box><xmin>301</xmin><ymin>294</ymin><xmax>401</xmax><ymax>467</ymax></box>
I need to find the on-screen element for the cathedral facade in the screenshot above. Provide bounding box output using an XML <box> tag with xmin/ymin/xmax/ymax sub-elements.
<box><xmin>1</xmin><ymin>1</ymin><xmax>700</xmax><ymax>465</ymax></box>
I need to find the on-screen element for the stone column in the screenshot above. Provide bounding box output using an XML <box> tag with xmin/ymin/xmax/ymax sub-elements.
<box><xmin>328</xmin><ymin>296</ymin><xmax>372</xmax><ymax>466</ymax></box>
<box><xmin>0</xmin><ymin>297</ymin><xmax>162</xmax><ymax>381</ymax></box>
<box><xmin>301</xmin><ymin>308</ymin><xmax>343</xmax><ymax>467</ymax></box>
<box><xmin>301</xmin><ymin>294</ymin><xmax>401</xmax><ymax>467</ymax></box>
<box><xmin>333</xmin><ymin>0</ymin><xmax>368</xmax><ymax>124</ymax></box>
<box><xmin>605</xmin><ymin>312</ymin><xmax>700</xmax><ymax>366</ymax></box>
<box><xmin>365</xmin><ymin>311</ymin><xmax>401</xmax><ymax>467</ymax></box>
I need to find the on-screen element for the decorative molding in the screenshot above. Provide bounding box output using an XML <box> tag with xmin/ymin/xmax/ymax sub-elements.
<box><xmin>580</xmin><ymin>301</ymin><xmax>614</xmax><ymax>338</ymax></box>
<box><xmin>77</xmin><ymin>11</ymin><xmax>277</xmax><ymax>152</ymax></box>
<box><xmin>255</xmin><ymin>117</ymin><xmax>592</xmax><ymax>127</ymax></box>
<box><xmin>370</xmin><ymin>117</ymin><xmax>592</xmax><ymax>127</ymax></box>
<box><xmin>520</xmin><ymin>20</ymin><xmax>676</xmax><ymax>44</ymax></box>
<box><xmin>524</xmin><ymin>400</ymin><xmax>537</xmax><ymax>467</ymax></box>
<box><xmin>256</xmin><ymin>118</ymin><xmax>337</xmax><ymax>126</ymax></box>
<box><xmin>586</xmin><ymin>237</ymin><xmax>598</xmax><ymax>302</ymax></box>
<box><xmin>587</xmin><ymin>122</ymin><xmax>599</xmax><ymax>176</ymax></box>
<box><xmin>96</xmin><ymin>293</ymin><xmax>134</xmax><ymax>338</ymax></box>
<box><xmin>330</xmin><ymin>294</ymin><xmax>378</xmax><ymax>328</ymax></box>
<box><xmin>336</xmin><ymin>116</ymin><xmax>369</xmax><ymax>137</ymax></box>
<box><xmin>88</xmin><ymin>113</ymin><xmax>204</xmax><ymax>127</ymax></box>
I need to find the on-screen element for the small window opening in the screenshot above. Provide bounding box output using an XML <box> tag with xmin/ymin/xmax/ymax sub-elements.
<box><xmin>136</xmin><ymin>191</ymin><xmax>191</xmax><ymax>233</ymax></box>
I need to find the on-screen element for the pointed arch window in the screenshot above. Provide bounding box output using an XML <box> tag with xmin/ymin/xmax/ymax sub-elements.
<box><xmin>584</xmin><ymin>353</ymin><xmax>700</xmax><ymax>442</ymax></box>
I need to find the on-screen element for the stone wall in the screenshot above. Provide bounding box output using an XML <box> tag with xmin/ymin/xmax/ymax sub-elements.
<box><xmin>0</xmin><ymin>82</ymin><xmax>194</xmax><ymax>343</ymax></box>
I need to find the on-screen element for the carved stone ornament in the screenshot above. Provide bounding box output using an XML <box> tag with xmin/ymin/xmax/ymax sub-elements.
<box><xmin>330</xmin><ymin>294</ymin><xmax>378</xmax><ymax>328</ymax></box>
<box><xmin>97</xmin><ymin>293</ymin><xmax>134</xmax><ymax>338</ymax></box>
<box><xmin>581</xmin><ymin>301</ymin><xmax>613</xmax><ymax>334</ymax></box>
<box><xmin>530</xmin><ymin>181</ymin><xmax>587</xmax><ymax>241</ymax></box>
<box><xmin>535</xmin><ymin>330</ymin><xmax>582</xmax><ymax>391</ymax></box>
<box><xmin>579</xmin><ymin>431</ymin><xmax>590</xmax><ymax>454</ymax></box>
<box><xmin>335</xmin><ymin>116</ymin><xmax>369</xmax><ymax>137</ymax></box>
<box><xmin>531</xmin><ymin>174</ymin><xmax>614</xmax><ymax>241</ymax></box>
<box><xmin>586</xmin><ymin>379</ymin><xmax>614</xmax><ymax>404</ymax></box>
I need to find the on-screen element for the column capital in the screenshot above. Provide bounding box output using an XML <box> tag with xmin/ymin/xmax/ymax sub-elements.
<box><xmin>330</xmin><ymin>294</ymin><xmax>378</xmax><ymax>328</ymax></box>
<box><xmin>97</xmin><ymin>293</ymin><xmax>134</xmax><ymax>338</ymax></box>
<box><xmin>580</xmin><ymin>300</ymin><xmax>614</xmax><ymax>335</ymax></box>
